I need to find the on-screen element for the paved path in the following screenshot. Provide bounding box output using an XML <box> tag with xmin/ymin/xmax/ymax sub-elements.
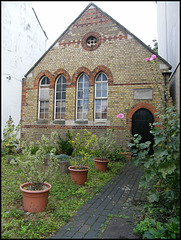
<box><xmin>51</xmin><ymin>160</ymin><xmax>147</xmax><ymax>239</ymax></box>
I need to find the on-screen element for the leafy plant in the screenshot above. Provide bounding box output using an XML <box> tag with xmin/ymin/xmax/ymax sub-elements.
<box><xmin>129</xmin><ymin>55</ymin><xmax>180</xmax><ymax>239</ymax></box>
<box><xmin>10</xmin><ymin>131</ymin><xmax>60</xmax><ymax>190</ymax></box>
<box><xmin>107</xmin><ymin>145</ymin><xmax>126</xmax><ymax>162</ymax></box>
<box><xmin>2</xmin><ymin>153</ymin><xmax>124</xmax><ymax>239</ymax></box>
<box><xmin>93</xmin><ymin>128</ymin><xmax>117</xmax><ymax>160</ymax></box>
<box><xmin>57</xmin><ymin>130</ymin><xmax>74</xmax><ymax>156</ymax></box>
<box><xmin>69</xmin><ymin>129</ymin><xmax>96</xmax><ymax>169</ymax></box>
<box><xmin>1</xmin><ymin>116</ymin><xmax>21</xmax><ymax>155</ymax></box>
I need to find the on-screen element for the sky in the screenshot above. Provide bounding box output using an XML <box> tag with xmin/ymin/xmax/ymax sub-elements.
<box><xmin>32</xmin><ymin>1</ymin><xmax>158</xmax><ymax>49</ymax></box>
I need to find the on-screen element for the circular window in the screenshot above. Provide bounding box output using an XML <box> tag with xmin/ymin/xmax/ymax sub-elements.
<box><xmin>86</xmin><ymin>36</ymin><xmax>97</xmax><ymax>47</ymax></box>
<box><xmin>82</xmin><ymin>32</ymin><xmax>101</xmax><ymax>51</ymax></box>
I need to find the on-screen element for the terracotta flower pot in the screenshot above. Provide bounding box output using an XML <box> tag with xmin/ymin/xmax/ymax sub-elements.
<box><xmin>20</xmin><ymin>182</ymin><xmax>51</xmax><ymax>213</ymax></box>
<box><xmin>68</xmin><ymin>166</ymin><xmax>90</xmax><ymax>185</ymax></box>
<box><xmin>94</xmin><ymin>158</ymin><xmax>109</xmax><ymax>172</ymax></box>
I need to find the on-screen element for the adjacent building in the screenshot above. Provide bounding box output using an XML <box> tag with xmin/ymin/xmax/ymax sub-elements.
<box><xmin>1</xmin><ymin>1</ymin><xmax>48</xmax><ymax>139</ymax></box>
<box><xmin>157</xmin><ymin>1</ymin><xmax>180</xmax><ymax>111</ymax></box>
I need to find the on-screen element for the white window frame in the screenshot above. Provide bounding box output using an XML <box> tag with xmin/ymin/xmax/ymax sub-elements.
<box><xmin>94</xmin><ymin>72</ymin><xmax>108</xmax><ymax>121</ymax></box>
<box><xmin>38</xmin><ymin>76</ymin><xmax>50</xmax><ymax>120</ymax></box>
<box><xmin>76</xmin><ymin>73</ymin><xmax>89</xmax><ymax>121</ymax></box>
<box><xmin>54</xmin><ymin>75</ymin><xmax>66</xmax><ymax>120</ymax></box>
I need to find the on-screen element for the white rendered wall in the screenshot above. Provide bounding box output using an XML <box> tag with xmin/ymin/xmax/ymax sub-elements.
<box><xmin>157</xmin><ymin>1</ymin><xmax>180</xmax><ymax>71</ymax></box>
<box><xmin>1</xmin><ymin>2</ymin><xmax>47</xmax><ymax>139</ymax></box>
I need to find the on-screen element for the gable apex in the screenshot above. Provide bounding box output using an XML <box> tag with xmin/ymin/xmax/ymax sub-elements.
<box><xmin>24</xmin><ymin>2</ymin><xmax>171</xmax><ymax>77</ymax></box>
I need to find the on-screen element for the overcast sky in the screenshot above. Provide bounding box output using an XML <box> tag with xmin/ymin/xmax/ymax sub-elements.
<box><xmin>32</xmin><ymin>1</ymin><xmax>158</xmax><ymax>49</ymax></box>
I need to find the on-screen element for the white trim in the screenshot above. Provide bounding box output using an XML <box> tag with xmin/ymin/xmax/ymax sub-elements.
<box><xmin>94</xmin><ymin>72</ymin><xmax>108</xmax><ymax>120</ymax></box>
<box><xmin>54</xmin><ymin>75</ymin><xmax>66</xmax><ymax>120</ymax></box>
<box><xmin>76</xmin><ymin>73</ymin><xmax>89</xmax><ymax>120</ymax></box>
<box><xmin>38</xmin><ymin>76</ymin><xmax>50</xmax><ymax>120</ymax></box>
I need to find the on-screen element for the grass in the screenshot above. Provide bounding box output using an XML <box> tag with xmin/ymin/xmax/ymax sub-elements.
<box><xmin>1</xmin><ymin>154</ymin><xmax>126</xmax><ymax>239</ymax></box>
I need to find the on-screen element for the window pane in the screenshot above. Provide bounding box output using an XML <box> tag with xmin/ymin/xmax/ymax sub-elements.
<box><xmin>57</xmin><ymin>83</ymin><xmax>62</xmax><ymax>91</ymax></box>
<box><xmin>40</xmin><ymin>88</ymin><xmax>49</xmax><ymax>100</ymax></box>
<box><xmin>62</xmin><ymin>92</ymin><xmax>66</xmax><ymax>100</ymax></box>
<box><xmin>96</xmin><ymin>74</ymin><xmax>101</xmax><ymax>82</ymax></box>
<box><xmin>95</xmin><ymin>99</ymin><xmax>107</xmax><ymax>120</ymax></box>
<box><xmin>56</xmin><ymin>92</ymin><xmax>61</xmax><ymax>99</ymax></box>
<box><xmin>95</xmin><ymin>112</ymin><xmax>101</xmax><ymax>119</ymax></box>
<box><xmin>102</xmin><ymin>73</ymin><xmax>107</xmax><ymax>81</ymax></box>
<box><xmin>96</xmin><ymin>84</ymin><xmax>101</xmax><ymax>90</ymax></box>
<box><xmin>78</xmin><ymin>82</ymin><xmax>83</xmax><ymax>90</ymax></box>
<box><xmin>55</xmin><ymin>76</ymin><xmax>66</xmax><ymax>119</ymax></box>
<box><xmin>102</xmin><ymin>112</ymin><xmax>107</xmax><ymax>119</ymax></box>
<box><xmin>62</xmin><ymin>83</ymin><xmax>66</xmax><ymax>91</ymax></box>
<box><xmin>61</xmin><ymin>113</ymin><xmax>65</xmax><ymax>119</ymax></box>
<box><xmin>102</xmin><ymin>90</ymin><xmax>107</xmax><ymax>97</ymax></box>
<box><xmin>96</xmin><ymin>90</ymin><xmax>101</xmax><ymax>97</ymax></box>
<box><xmin>78</xmin><ymin>91</ymin><xmax>83</xmax><ymax>99</ymax></box>
<box><xmin>41</xmin><ymin>77</ymin><xmax>49</xmax><ymax>85</ymax></box>
<box><xmin>77</xmin><ymin>74</ymin><xmax>89</xmax><ymax>120</ymax></box>
<box><xmin>84</xmin><ymin>90</ymin><xmax>89</xmax><ymax>99</ymax></box>
<box><xmin>102</xmin><ymin>83</ymin><xmax>107</xmax><ymax>90</ymax></box>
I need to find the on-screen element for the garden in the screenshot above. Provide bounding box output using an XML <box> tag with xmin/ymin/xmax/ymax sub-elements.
<box><xmin>1</xmin><ymin>55</ymin><xmax>180</xmax><ymax>239</ymax></box>
<box><xmin>1</xmin><ymin>118</ymin><xmax>126</xmax><ymax>239</ymax></box>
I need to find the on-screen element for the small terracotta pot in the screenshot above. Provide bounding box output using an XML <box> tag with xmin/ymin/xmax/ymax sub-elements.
<box><xmin>20</xmin><ymin>182</ymin><xmax>51</xmax><ymax>213</ymax></box>
<box><xmin>94</xmin><ymin>158</ymin><xmax>109</xmax><ymax>172</ymax></box>
<box><xmin>68</xmin><ymin>166</ymin><xmax>90</xmax><ymax>185</ymax></box>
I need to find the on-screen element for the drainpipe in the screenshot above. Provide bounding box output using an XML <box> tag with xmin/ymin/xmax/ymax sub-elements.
<box><xmin>162</xmin><ymin>72</ymin><xmax>172</xmax><ymax>110</ymax></box>
<box><xmin>162</xmin><ymin>73</ymin><xmax>167</xmax><ymax>109</ymax></box>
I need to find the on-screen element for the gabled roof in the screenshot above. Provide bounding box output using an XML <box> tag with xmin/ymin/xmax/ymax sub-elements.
<box><xmin>25</xmin><ymin>2</ymin><xmax>171</xmax><ymax>77</ymax></box>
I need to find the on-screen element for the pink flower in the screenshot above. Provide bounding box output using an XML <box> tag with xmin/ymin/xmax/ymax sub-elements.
<box><xmin>145</xmin><ymin>58</ymin><xmax>150</xmax><ymax>62</ymax></box>
<box><xmin>117</xmin><ymin>113</ymin><xmax>124</xmax><ymax>119</ymax></box>
<box><xmin>150</xmin><ymin>54</ymin><xmax>157</xmax><ymax>61</ymax></box>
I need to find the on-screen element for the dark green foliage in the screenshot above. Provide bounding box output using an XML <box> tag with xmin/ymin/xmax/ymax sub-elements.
<box><xmin>57</xmin><ymin>131</ymin><xmax>74</xmax><ymax>156</ymax></box>
<box><xmin>107</xmin><ymin>145</ymin><xmax>126</xmax><ymax>162</ymax></box>
<box><xmin>129</xmin><ymin>105</ymin><xmax>180</xmax><ymax>239</ymax></box>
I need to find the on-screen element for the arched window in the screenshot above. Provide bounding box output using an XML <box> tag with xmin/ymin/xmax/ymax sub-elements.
<box><xmin>54</xmin><ymin>75</ymin><xmax>66</xmax><ymax>120</ymax></box>
<box><xmin>38</xmin><ymin>76</ymin><xmax>50</xmax><ymax>119</ymax></box>
<box><xmin>95</xmin><ymin>72</ymin><xmax>108</xmax><ymax>120</ymax></box>
<box><xmin>76</xmin><ymin>74</ymin><xmax>89</xmax><ymax>120</ymax></box>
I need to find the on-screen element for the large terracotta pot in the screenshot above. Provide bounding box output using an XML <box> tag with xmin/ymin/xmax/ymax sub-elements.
<box><xmin>93</xmin><ymin>158</ymin><xmax>109</xmax><ymax>172</ymax></box>
<box><xmin>20</xmin><ymin>182</ymin><xmax>51</xmax><ymax>213</ymax></box>
<box><xmin>68</xmin><ymin>166</ymin><xmax>90</xmax><ymax>185</ymax></box>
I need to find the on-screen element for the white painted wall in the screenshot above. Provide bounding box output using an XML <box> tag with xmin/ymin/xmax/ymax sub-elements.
<box><xmin>1</xmin><ymin>1</ymin><xmax>47</xmax><ymax>139</ymax></box>
<box><xmin>157</xmin><ymin>1</ymin><xmax>180</xmax><ymax>110</ymax></box>
<box><xmin>157</xmin><ymin>1</ymin><xmax>180</xmax><ymax>71</ymax></box>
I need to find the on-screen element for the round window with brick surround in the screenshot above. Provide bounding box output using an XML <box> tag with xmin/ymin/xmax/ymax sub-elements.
<box><xmin>81</xmin><ymin>32</ymin><xmax>101</xmax><ymax>51</ymax></box>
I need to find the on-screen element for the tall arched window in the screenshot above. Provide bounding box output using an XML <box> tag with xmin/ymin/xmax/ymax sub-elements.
<box><xmin>38</xmin><ymin>76</ymin><xmax>50</xmax><ymax>119</ymax></box>
<box><xmin>76</xmin><ymin>74</ymin><xmax>89</xmax><ymax>120</ymax></box>
<box><xmin>54</xmin><ymin>75</ymin><xmax>66</xmax><ymax>120</ymax></box>
<box><xmin>95</xmin><ymin>72</ymin><xmax>108</xmax><ymax>120</ymax></box>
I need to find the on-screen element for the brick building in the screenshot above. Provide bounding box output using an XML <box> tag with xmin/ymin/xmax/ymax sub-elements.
<box><xmin>21</xmin><ymin>3</ymin><xmax>171</xmax><ymax>153</ymax></box>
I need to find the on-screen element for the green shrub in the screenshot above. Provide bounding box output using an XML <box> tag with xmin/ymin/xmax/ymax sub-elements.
<box><xmin>1</xmin><ymin>116</ymin><xmax>21</xmax><ymax>155</ymax></box>
<box><xmin>57</xmin><ymin>130</ymin><xmax>74</xmax><ymax>156</ymax></box>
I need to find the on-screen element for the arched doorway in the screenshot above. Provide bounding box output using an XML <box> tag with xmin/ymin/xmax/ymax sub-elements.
<box><xmin>132</xmin><ymin>108</ymin><xmax>154</xmax><ymax>155</ymax></box>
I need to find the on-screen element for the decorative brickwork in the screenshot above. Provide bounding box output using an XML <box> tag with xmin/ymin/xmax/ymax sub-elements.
<box><xmin>126</xmin><ymin>103</ymin><xmax>159</xmax><ymax>131</ymax></box>
<box><xmin>21</xmin><ymin>3</ymin><xmax>171</xmax><ymax>151</ymax></box>
<box><xmin>81</xmin><ymin>32</ymin><xmax>102</xmax><ymax>51</ymax></box>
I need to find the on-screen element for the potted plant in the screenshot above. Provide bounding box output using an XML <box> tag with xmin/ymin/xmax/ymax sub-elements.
<box><xmin>68</xmin><ymin>129</ymin><xmax>96</xmax><ymax>185</ymax></box>
<box><xmin>93</xmin><ymin>128</ymin><xmax>116</xmax><ymax>172</ymax></box>
<box><xmin>10</xmin><ymin>131</ymin><xmax>59</xmax><ymax>213</ymax></box>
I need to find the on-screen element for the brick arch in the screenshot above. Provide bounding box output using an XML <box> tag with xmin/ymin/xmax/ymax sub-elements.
<box><xmin>54</xmin><ymin>68</ymin><xmax>71</xmax><ymax>88</ymax></box>
<box><xmin>91</xmin><ymin>65</ymin><xmax>113</xmax><ymax>86</ymax></box>
<box><xmin>126</xmin><ymin>103</ymin><xmax>159</xmax><ymax>131</ymax></box>
<box><xmin>72</xmin><ymin>67</ymin><xmax>92</xmax><ymax>85</ymax></box>
<box><xmin>34</xmin><ymin>70</ymin><xmax>54</xmax><ymax>89</ymax></box>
